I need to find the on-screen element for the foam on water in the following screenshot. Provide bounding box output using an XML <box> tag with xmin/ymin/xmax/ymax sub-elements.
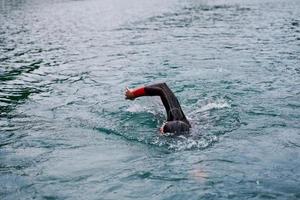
<box><xmin>119</xmin><ymin>98</ymin><xmax>232</xmax><ymax>151</ymax></box>
<box><xmin>122</xmin><ymin>99</ymin><xmax>230</xmax><ymax>151</ymax></box>
<box><xmin>192</xmin><ymin>99</ymin><xmax>231</xmax><ymax>114</ymax></box>
<box><xmin>151</xmin><ymin>134</ymin><xmax>219</xmax><ymax>151</ymax></box>
<box><xmin>126</xmin><ymin>104</ymin><xmax>147</xmax><ymax>113</ymax></box>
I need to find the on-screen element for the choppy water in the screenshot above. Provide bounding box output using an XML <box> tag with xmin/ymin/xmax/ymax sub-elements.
<box><xmin>1</xmin><ymin>0</ymin><xmax>300</xmax><ymax>199</ymax></box>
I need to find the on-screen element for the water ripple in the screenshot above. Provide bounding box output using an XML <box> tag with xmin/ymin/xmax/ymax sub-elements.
<box><xmin>1</xmin><ymin>0</ymin><xmax>300</xmax><ymax>199</ymax></box>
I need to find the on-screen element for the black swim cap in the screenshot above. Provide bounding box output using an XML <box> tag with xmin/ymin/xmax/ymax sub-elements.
<box><xmin>163</xmin><ymin>120</ymin><xmax>190</xmax><ymax>135</ymax></box>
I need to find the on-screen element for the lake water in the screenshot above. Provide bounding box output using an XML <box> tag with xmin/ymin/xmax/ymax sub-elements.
<box><xmin>1</xmin><ymin>0</ymin><xmax>300</xmax><ymax>199</ymax></box>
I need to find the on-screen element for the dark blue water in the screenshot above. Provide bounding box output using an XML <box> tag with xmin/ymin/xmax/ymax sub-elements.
<box><xmin>1</xmin><ymin>0</ymin><xmax>300</xmax><ymax>199</ymax></box>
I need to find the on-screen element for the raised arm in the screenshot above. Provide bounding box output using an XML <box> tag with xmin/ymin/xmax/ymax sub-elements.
<box><xmin>125</xmin><ymin>83</ymin><xmax>191</xmax><ymax>131</ymax></box>
<box><xmin>125</xmin><ymin>83</ymin><xmax>166</xmax><ymax>100</ymax></box>
<box><xmin>125</xmin><ymin>83</ymin><xmax>173</xmax><ymax>121</ymax></box>
<box><xmin>125</xmin><ymin>86</ymin><xmax>146</xmax><ymax>100</ymax></box>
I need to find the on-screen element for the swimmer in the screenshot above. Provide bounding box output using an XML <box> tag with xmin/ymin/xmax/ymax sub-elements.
<box><xmin>125</xmin><ymin>83</ymin><xmax>191</xmax><ymax>135</ymax></box>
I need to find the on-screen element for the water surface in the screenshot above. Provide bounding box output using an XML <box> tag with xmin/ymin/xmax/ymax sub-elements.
<box><xmin>1</xmin><ymin>0</ymin><xmax>300</xmax><ymax>199</ymax></box>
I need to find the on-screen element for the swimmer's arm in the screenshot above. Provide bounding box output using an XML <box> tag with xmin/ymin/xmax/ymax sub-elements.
<box><xmin>125</xmin><ymin>85</ymin><xmax>163</xmax><ymax>100</ymax></box>
<box><xmin>125</xmin><ymin>86</ymin><xmax>145</xmax><ymax>100</ymax></box>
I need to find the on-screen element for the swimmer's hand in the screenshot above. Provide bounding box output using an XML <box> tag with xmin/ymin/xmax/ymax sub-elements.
<box><xmin>159</xmin><ymin>122</ymin><xmax>166</xmax><ymax>134</ymax></box>
<box><xmin>125</xmin><ymin>87</ymin><xmax>135</xmax><ymax>100</ymax></box>
<box><xmin>159</xmin><ymin>124</ymin><xmax>165</xmax><ymax>134</ymax></box>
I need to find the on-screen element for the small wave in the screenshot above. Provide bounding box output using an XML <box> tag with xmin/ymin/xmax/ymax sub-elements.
<box><xmin>125</xmin><ymin>101</ymin><xmax>164</xmax><ymax>117</ymax></box>
<box><xmin>169</xmin><ymin>136</ymin><xmax>217</xmax><ymax>151</ymax></box>
<box><xmin>192</xmin><ymin>99</ymin><xmax>230</xmax><ymax>114</ymax></box>
<box><xmin>126</xmin><ymin>104</ymin><xmax>146</xmax><ymax>113</ymax></box>
<box><xmin>152</xmin><ymin>134</ymin><xmax>218</xmax><ymax>151</ymax></box>
<box><xmin>125</xmin><ymin>104</ymin><xmax>158</xmax><ymax>117</ymax></box>
<box><xmin>95</xmin><ymin>123</ymin><xmax>217</xmax><ymax>151</ymax></box>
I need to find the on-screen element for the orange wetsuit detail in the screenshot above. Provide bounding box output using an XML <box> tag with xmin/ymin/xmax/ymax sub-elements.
<box><xmin>132</xmin><ymin>87</ymin><xmax>145</xmax><ymax>98</ymax></box>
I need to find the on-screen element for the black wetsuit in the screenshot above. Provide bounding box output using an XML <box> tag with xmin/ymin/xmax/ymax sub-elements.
<box><xmin>143</xmin><ymin>83</ymin><xmax>191</xmax><ymax>129</ymax></box>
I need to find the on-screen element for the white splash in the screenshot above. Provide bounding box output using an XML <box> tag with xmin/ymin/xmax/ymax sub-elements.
<box><xmin>193</xmin><ymin>99</ymin><xmax>230</xmax><ymax>114</ymax></box>
<box><xmin>126</xmin><ymin>103</ymin><xmax>163</xmax><ymax>116</ymax></box>
<box><xmin>126</xmin><ymin>104</ymin><xmax>145</xmax><ymax>112</ymax></box>
<box><xmin>166</xmin><ymin>135</ymin><xmax>218</xmax><ymax>151</ymax></box>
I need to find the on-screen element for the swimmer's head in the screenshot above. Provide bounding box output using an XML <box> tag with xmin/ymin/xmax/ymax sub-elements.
<box><xmin>162</xmin><ymin>120</ymin><xmax>190</xmax><ymax>135</ymax></box>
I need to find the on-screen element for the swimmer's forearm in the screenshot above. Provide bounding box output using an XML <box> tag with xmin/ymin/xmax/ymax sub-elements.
<box><xmin>125</xmin><ymin>83</ymin><xmax>165</xmax><ymax>100</ymax></box>
<box><xmin>125</xmin><ymin>86</ymin><xmax>146</xmax><ymax>100</ymax></box>
<box><xmin>131</xmin><ymin>87</ymin><xmax>146</xmax><ymax>98</ymax></box>
<box><xmin>136</xmin><ymin>85</ymin><xmax>164</xmax><ymax>97</ymax></box>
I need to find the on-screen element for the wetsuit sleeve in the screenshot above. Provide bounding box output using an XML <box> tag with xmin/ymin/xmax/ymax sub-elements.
<box><xmin>132</xmin><ymin>83</ymin><xmax>190</xmax><ymax>125</ymax></box>
<box><xmin>131</xmin><ymin>87</ymin><xmax>145</xmax><ymax>98</ymax></box>
<box><xmin>144</xmin><ymin>84</ymin><xmax>173</xmax><ymax>121</ymax></box>
<box><xmin>130</xmin><ymin>84</ymin><xmax>171</xmax><ymax>116</ymax></box>
<box><xmin>131</xmin><ymin>84</ymin><xmax>164</xmax><ymax>98</ymax></box>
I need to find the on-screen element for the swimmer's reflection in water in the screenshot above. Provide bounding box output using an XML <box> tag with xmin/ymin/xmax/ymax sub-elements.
<box><xmin>125</xmin><ymin>83</ymin><xmax>191</xmax><ymax>135</ymax></box>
